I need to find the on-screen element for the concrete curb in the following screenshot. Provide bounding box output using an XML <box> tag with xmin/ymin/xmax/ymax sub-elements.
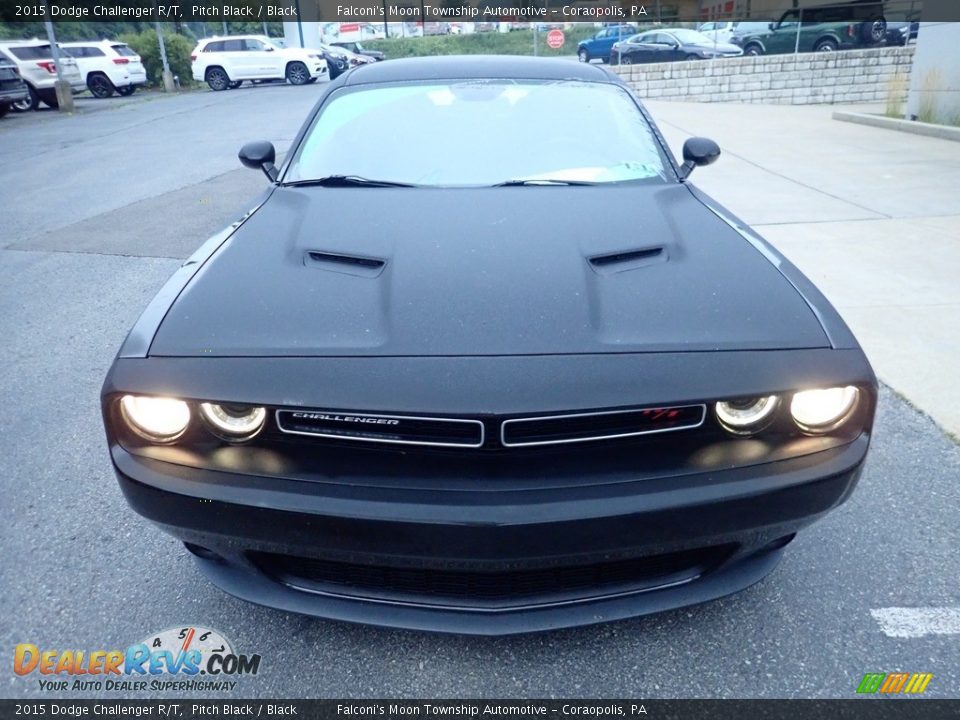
<box><xmin>832</xmin><ymin>110</ymin><xmax>960</xmax><ymax>142</ymax></box>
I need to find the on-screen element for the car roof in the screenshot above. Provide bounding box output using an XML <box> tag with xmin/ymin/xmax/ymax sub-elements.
<box><xmin>341</xmin><ymin>55</ymin><xmax>617</xmax><ymax>86</ymax></box>
<box><xmin>201</xmin><ymin>35</ymin><xmax>267</xmax><ymax>42</ymax></box>
<box><xmin>62</xmin><ymin>40</ymin><xmax>126</xmax><ymax>46</ymax></box>
<box><xmin>0</xmin><ymin>39</ymin><xmax>51</xmax><ymax>46</ymax></box>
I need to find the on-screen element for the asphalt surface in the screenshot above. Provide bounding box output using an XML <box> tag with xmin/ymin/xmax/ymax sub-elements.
<box><xmin>1</xmin><ymin>83</ymin><xmax>958</xmax><ymax>699</ymax></box>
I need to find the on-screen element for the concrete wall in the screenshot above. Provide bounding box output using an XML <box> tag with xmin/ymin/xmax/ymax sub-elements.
<box><xmin>907</xmin><ymin>22</ymin><xmax>960</xmax><ymax>124</ymax></box>
<box><xmin>613</xmin><ymin>46</ymin><xmax>915</xmax><ymax>105</ymax></box>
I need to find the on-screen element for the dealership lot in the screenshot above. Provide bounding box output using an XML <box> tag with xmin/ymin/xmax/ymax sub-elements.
<box><xmin>1</xmin><ymin>83</ymin><xmax>958</xmax><ymax>698</ymax></box>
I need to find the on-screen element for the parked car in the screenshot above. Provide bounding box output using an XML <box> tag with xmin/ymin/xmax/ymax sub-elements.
<box><xmin>612</xmin><ymin>29</ymin><xmax>743</xmax><ymax>64</ymax></box>
<box><xmin>102</xmin><ymin>56</ymin><xmax>876</xmax><ymax>635</ymax></box>
<box><xmin>0</xmin><ymin>55</ymin><xmax>28</xmax><ymax>118</ymax></box>
<box><xmin>577</xmin><ymin>24</ymin><xmax>638</xmax><ymax>63</ymax></box>
<box><xmin>61</xmin><ymin>40</ymin><xmax>146</xmax><ymax>98</ymax></box>
<box><xmin>190</xmin><ymin>35</ymin><xmax>326</xmax><ymax>91</ymax></box>
<box><xmin>330</xmin><ymin>41</ymin><xmax>385</xmax><ymax>61</ymax></box>
<box><xmin>729</xmin><ymin>21</ymin><xmax>773</xmax><ymax>48</ymax></box>
<box><xmin>0</xmin><ymin>39</ymin><xmax>84</xmax><ymax>111</ymax></box>
<box><xmin>885</xmin><ymin>21</ymin><xmax>919</xmax><ymax>46</ymax></box>
<box><xmin>697</xmin><ymin>21</ymin><xmax>737</xmax><ymax>44</ymax></box>
<box><xmin>319</xmin><ymin>44</ymin><xmax>349</xmax><ymax>80</ymax></box>
<box><xmin>734</xmin><ymin>4</ymin><xmax>887</xmax><ymax>55</ymax></box>
<box><xmin>321</xmin><ymin>44</ymin><xmax>373</xmax><ymax>80</ymax></box>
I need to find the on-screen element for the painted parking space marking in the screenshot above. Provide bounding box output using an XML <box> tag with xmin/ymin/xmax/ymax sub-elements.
<box><xmin>871</xmin><ymin>607</ymin><xmax>960</xmax><ymax>638</ymax></box>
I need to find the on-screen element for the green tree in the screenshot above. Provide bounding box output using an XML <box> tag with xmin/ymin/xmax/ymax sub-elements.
<box><xmin>118</xmin><ymin>28</ymin><xmax>195</xmax><ymax>86</ymax></box>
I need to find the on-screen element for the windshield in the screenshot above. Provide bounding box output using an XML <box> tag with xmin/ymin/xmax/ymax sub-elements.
<box><xmin>670</xmin><ymin>29</ymin><xmax>714</xmax><ymax>44</ymax></box>
<box><xmin>285</xmin><ymin>80</ymin><xmax>671</xmax><ymax>187</ymax></box>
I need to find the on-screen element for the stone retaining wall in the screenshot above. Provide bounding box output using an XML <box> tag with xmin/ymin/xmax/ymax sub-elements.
<box><xmin>612</xmin><ymin>46</ymin><xmax>915</xmax><ymax>105</ymax></box>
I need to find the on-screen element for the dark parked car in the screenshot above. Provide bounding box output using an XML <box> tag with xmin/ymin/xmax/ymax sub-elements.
<box><xmin>885</xmin><ymin>21</ymin><xmax>919</xmax><ymax>46</ymax></box>
<box><xmin>577</xmin><ymin>24</ymin><xmax>638</xmax><ymax>63</ymax></box>
<box><xmin>319</xmin><ymin>44</ymin><xmax>372</xmax><ymax>79</ymax></box>
<box><xmin>319</xmin><ymin>44</ymin><xmax>349</xmax><ymax>79</ymax></box>
<box><xmin>612</xmin><ymin>29</ymin><xmax>743</xmax><ymax>64</ymax></box>
<box><xmin>331</xmin><ymin>41</ymin><xmax>385</xmax><ymax>61</ymax></box>
<box><xmin>102</xmin><ymin>56</ymin><xmax>876</xmax><ymax>635</ymax></box>
<box><xmin>734</xmin><ymin>2</ymin><xmax>887</xmax><ymax>55</ymax></box>
<box><xmin>0</xmin><ymin>55</ymin><xmax>28</xmax><ymax>118</ymax></box>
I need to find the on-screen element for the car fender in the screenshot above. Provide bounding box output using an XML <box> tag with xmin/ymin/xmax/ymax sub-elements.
<box><xmin>114</xmin><ymin>188</ymin><xmax>274</xmax><ymax>360</ymax></box>
<box><xmin>684</xmin><ymin>184</ymin><xmax>860</xmax><ymax>350</ymax></box>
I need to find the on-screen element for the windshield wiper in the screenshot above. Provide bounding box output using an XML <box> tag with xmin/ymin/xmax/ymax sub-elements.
<box><xmin>283</xmin><ymin>175</ymin><xmax>416</xmax><ymax>188</ymax></box>
<box><xmin>493</xmin><ymin>179</ymin><xmax>597</xmax><ymax>187</ymax></box>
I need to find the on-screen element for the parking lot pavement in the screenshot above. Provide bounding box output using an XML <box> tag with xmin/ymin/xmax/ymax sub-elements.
<box><xmin>1</xmin><ymin>88</ymin><xmax>959</xmax><ymax>699</ymax></box>
<box><xmin>648</xmin><ymin>100</ymin><xmax>960</xmax><ymax>439</ymax></box>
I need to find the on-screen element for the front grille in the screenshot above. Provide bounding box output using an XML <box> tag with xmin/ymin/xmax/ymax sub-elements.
<box><xmin>501</xmin><ymin>404</ymin><xmax>706</xmax><ymax>447</ymax></box>
<box><xmin>276</xmin><ymin>409</ymin><xmax>484</xmax><ymax>448</ymax></box>
<box><xmin>274</xmin><ymin>404</ymin><xmax>707</xmax><ymax>450</ymax></box>
<box><xmin>252</xmin><ymin>545</ymin><xmax>735</xmax><ymax>609</ymax></box>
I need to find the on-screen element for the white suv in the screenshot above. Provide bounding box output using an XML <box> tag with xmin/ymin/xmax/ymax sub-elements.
<box><xmin>191</xmin><ymin>35</ymin><xmax>327</xmax><ymax>91</ymax></box>
<box><xmin>0</xmin><ymin>39</ymin><xmax>84</xmax><ymax>111</ymax></box>
<box><xmin>62</xmin><ymin>40</ymin><xmax>147</xmax><ymax>98</ymax></box>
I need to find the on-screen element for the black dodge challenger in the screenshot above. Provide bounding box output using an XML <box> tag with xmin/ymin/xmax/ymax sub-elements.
<box><xmin>102</xmin><ymin>56</ymin><xmax>876</xmax><ymax>634</ymax></box>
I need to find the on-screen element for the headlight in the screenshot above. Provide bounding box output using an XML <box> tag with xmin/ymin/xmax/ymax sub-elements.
<box><xmin>199</xmin><ymin>403</ymin><xmax>267</xmax><ymax>442</ymax></box>
<box><xmin>790</xmin><ymin>386</ymin><xmax>859</xmax><ymax>433</ymax></box>
<box><xmin>120</xmin><ymin>395</ymin><xmax>190</xmax><ymax>442</ymax></box>
<box><xmin>715</xmin><ymin>395</ymin><xmax>779</xmax><ymax>435</ymax></box>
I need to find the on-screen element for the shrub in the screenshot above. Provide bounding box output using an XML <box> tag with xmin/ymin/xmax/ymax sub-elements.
<box><xmin>118</xmin><ymin>29</ymin><xmax>195</xmax><ymax>87</ymax></box>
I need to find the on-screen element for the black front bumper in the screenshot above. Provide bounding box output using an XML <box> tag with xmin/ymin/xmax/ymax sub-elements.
<box><xmin>111</xmin><ymin>433</ymin><xmax>867</xmax><ymax>634</ymax></box>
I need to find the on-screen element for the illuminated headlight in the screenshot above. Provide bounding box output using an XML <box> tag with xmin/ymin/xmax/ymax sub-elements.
<box><xmin>199</xmin><ymin>403</ymin><xmax>267</xmax><ymax>442</ymax></box>
<box><xmin>715</xmin><ymin>395</ymin><xmax>779</xmax><ymax>435</ymax></box>
<box><xmin>790</xmin><ymin>386</ymin><xmax>859</xmax><ymax>433</ymax></box>
<box><xmin>120</xmin><ymin>395</ymin><xmax>190</xmax><ymax>442</ymax></box>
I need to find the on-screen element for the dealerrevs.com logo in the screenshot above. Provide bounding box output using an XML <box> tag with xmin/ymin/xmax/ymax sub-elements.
<box><xmin>13</xmin><ymin>627</ymin><xmax>261</xmax><ymax>693</ymax></box>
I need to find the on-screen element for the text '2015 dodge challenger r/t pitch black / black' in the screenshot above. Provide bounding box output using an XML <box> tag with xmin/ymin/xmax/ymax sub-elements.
<box><xmin>101</xmin><ymin>56</ymin><xmax>876</xmax><ymax>635</ymax></box>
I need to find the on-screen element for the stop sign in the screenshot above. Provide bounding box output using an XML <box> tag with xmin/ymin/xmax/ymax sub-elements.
<box><xmin>546</xmin><ymin>29</ymin><xmax>565</xmax><ymax>50</ymax></box>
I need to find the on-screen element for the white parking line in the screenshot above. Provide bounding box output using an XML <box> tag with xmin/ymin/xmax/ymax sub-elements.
<box><xmin>871</xmin><ymin>607</ymin><xmax>960</xmax><ymax>638</ymax></box>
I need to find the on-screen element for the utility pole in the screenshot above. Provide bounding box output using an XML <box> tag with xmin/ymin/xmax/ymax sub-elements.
<box><xmin>41</xmin><ymin>0</ymin><xmax>73</xmax><ymax>112</ymax></box>
<box><xmin>262</xmin><ymin>21</ymin><xmax>269</xmax><ymax>37</ymax></box>
<box><xmin>155</xmin><ymin>21</ymin><xmax>175</xmax><ymax>91</ymax></box>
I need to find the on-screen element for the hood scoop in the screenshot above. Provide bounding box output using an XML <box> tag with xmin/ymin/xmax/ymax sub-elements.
<box><xmin>305</xmin><ymin>250</ymin><xmax>387</xmax><ymax>278</ymax></box>
<box><xmin>588</xmin><ymin>246</ymin><xmax>666</xmax><ymax>275</ymax></box>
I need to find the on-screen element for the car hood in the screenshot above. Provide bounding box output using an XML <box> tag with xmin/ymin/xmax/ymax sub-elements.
<box><xmin>149</xmin><ymin>184</ymin><xmax>829</xmax><ymax>358</ymax></box>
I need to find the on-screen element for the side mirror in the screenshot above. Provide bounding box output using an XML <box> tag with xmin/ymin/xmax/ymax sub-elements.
<box><xmin>680</xmin><ymin>137</ymin><xmax>721</xmax><ymax>180</ymax></box>
<box><xmin>265</xmin><ymin>46</ymin><xmax>275</xmax><ymax>52</ymax></box>
<box><xmin>239</xmin><ymin>140</ymin><xmax>278</xmax><ymax>182</ymax></box>
<box><xmin>769</xmin><ymin>22</ymin><xmax>776</xmax><ymax>30</ymax></box>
